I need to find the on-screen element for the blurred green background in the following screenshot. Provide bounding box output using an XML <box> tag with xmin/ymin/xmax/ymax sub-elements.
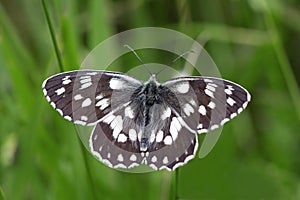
<box><xmin>1</xmin><ymin>0</ymin><xmax>300</xmax><ymax>199</ymax></box>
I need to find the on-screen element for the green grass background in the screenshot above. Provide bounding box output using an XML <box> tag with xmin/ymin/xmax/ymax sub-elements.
<box><xmin>1</xmin><ymin>0</ymin><xmax>300</xmax><ymax>199</ymax></box>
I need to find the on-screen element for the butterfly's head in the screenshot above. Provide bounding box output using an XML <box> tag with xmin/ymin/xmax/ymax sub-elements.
<box><xmin>148</xmin><ymin>74</ymin><xmax>159</xmax><ymax>85</ymax></box>
<box><xmin>150</xmin><ymin>74</ymin><xmax>157</xmax><ymax>80</ymax></box>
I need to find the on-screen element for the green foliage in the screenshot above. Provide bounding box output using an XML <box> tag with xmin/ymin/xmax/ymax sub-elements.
<box><xmin>0</xmin><ymin>0</ymin><xmax>300</xmax><ymax>199</ymax></box>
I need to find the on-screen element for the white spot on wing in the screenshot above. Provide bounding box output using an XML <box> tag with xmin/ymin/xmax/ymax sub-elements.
<box><xmin>43</xmin><ymin>89</ymin><xmax>47</xmax><ymax>96</ymax></box>
<box><xmin>117</xmin><ymin>154</ymin><xmax>124</xmax><ymax>162</ymax></box>
<box><xmin>243</xmin><ymin>101</ymin><xmax>248</xmax><ymax>109</ymax></box>
<box><xmin>227</xmin><ymin>85</ymin><xmax>234</xmax><ymax>91</ymax></box>
<box><xmin>163</xmin><ymin>156</ymin><xmax>169</xmax><ymax>164</ymax></box>
<box><xmin>198</xmin><ymin>105</ymin><xmax>206</xmax><ymax>115</ymax></box>
<box><xmin>176</xmin><ymin>82</ymin><xmax>189</xmax><ymax>93</ymax></box>
<box><xmin>230</xmin><ymin>113</ymin><xmax>237</xmax><ymax>119</ymax></box>
<box><xmin>198</xmin><ymin>129</ymin><xmax>208</xmax><ymax>134</ymax></box>
<box><xmin>197</xmin><ymin>123</ymin><xmax>203</xmax><ymax>129</ymax></box>
<box><xmin>210</xmin><ymin>124</ymin><xmax>219</xmax><ymax>130</ymax></box>
<box><xmin>207</xmin><ymin>101</ymin><xmax>216</xmax><ymax>109</ymax></box>
<box><xmin>189</xmin><ymin>99</ymin><xmax>197</xmax><ymax>106</ymax></box>
<box><xmin>64</xmin><ymin>116</ymin><xmax>72</xmax><ymax>121</ymax></box>
<box><xmin>50</xmin><ymin>102</ymin><xmax>56</xmax><ymax>109</ymax></box>
<box><xmin>183</xmin><ymin>103</ymin><xmax>194</xmax><ymax>116</ymax></box>
<box><xmin>81</xmin><ymin>116</ymin><xmax>88</xmax><ymax>121</ymax></box>
<box><xmin>111</xmin><ymin>115</ymin><xmax>123</xmax><ymax>139</ymax></box>
<box><xmin>169</xmin><ymin>117</ymin><xmax>181</xmax><ymax>142</ymax></box>
<box><xmin>42</xmin><ymin>79</ymin><xmax>47</xmax><ymax>88</ymax></box>
<box><xmin>93</xmin><ymin>134</ymin><xmax>98</xmax><ymax>141</ymax></box>
<box><xmin>74</xmin><ymin>94</ymin><xmax>83</xmax><ymax>101</ymax></box>
<box><xmin>129</xmin><ymin>129</ymin><xmax>137</xmax><ymax>141</ymax></box>
<box><xmin>82</xmin><ymin>98</ymin><xmax>92</xmax><ymax>107</ymax></box>
<box><xmin>204</xmin><ymin>78</ymin><xmax>213</xmax><ymax>83</ymax></box>
<box><xmin>137</xmin><ymin>130</ymin><xmax>142</xmax><ymax>141</ymax></box>
<box><xmin>74</xmin><ymin>120</ymin><xmax>86</xmax><ymax>125</ymax></box>
<box><xmin>204</xmin><ymin>89</ymin><xmax>214</xmax><ymax>98</ymax></box>
<box><xmin>55</xmin><ymin>87</ymin><xmax>65</xmax><ymax>95</ymax></box>
<box><xmin>62</xmin><ymin>79</ymin><xmax>71</xmax><ymax>85</ymax></box>
<box><xmin>80</xmin><ymin>82</ymin><xmax>92</xmax><ymax>89</ymax></box>
<box><xmin>125</xmin><ymin>106</ymin><xmax>134</xmax><ymax>119</ymax></box>
<box><xmin>96</xmin><ymin>93</ymin><xmax>104</xmax><ymax>99</ymax></box>
<box><xmin>130</xmin><ymin>154</ymin><xmax>137</xmax><ymax>161</ymax></box>
<box><xmin>96</xmin><ymin>98</ymin><xmax>110</xmax><ymax>110</ymax></box>
<box><xmin>237</xmin><ymin>107</ymin><xmax>243</xmax><ymax>114</ymax></box>
<box><xmin>151</xmin><ymin>156</ymin><xmax>157</xmax><ymax>163</ymax></box>
<box><xmin>103</xmin><ymin>114</ymin><xmax>115</xmax><ymax>124</ymax></box>
<box><xmin>227</xmin><ymin>97</ymin><xmax>236</xmax><ymax>106</ymax></box>
<box><xmin>208</xmin><ymin>83</ymin><xmax>218</xmax><ymax>87</ymax></box>
<box><xmin>221</xmin><ymin>118</ymin><xmax>229</xmax><ymax>125</ymax></box>
<box><xmin>150</xmin><ymin>130</ymin><xmax>156</xmax><ymax>143</ymax></box>
<box><xmin>79</xmin><ymin>75</ymin><xmax>91</xmax><ymax>80</ymax></box>
<box><xmin>114</xmin><ymin>163</ymin><xmax>126</xmax><ymax>169</ymax></box>
<box><xmin>110</xmin><ymin>78</ymin><xmax>124</xmax><ymax>90</ymax></box>
<box><xmin>86</xmin><ymin>72</ymin><xmax>98</xmax><ymax>75</ymax></box>
<box><xmin>161</xmin><ymin>107</ymin><xmax>171</xmax><ymax>120</ymax></box>
<box><xmin>206</xmin><ymin>83</ymin><xmax>216</xmax><ymax>92</ymax></box>
<box><xmin>247</xmin><ymin>92</ymin><xmax>251</xmax><ymax>102</ymax></box>
<box><xmin>117</xmin><ymin>133</ymin><xmax>127</xmax><ymax>143</ymax></box>
<box><xmin>56</xmin><ymin>109</ymin><xmax>63</xmax><ymax>115</ymax></box>
<box><xmin>225</xmin><ymin>88</ymin><xmax>232</xmax><ymax>95</ymax></box>
<box><xmin>164</xmin><ymin>135</ymin><xmax>173</xmax><ymax>145</ymax></box>
<box><xmin>156</xmin><ymin>130</ymin><xmax>164</xmax><ymax>142</ymax></box>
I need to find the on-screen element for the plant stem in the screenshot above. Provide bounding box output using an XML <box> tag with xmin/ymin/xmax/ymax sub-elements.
<box><xmin>263</xmin><ymin>0</ymin><xmax>300</xmax><ymax>121</ymax></box>
<box><xmin>41</xmin><ymin>0</ymin><xmax>64</xmax><ymax>72</ymax></box>
<box><xmin>41</xmin><ymin>1</ymin><xmax>96</xmax><ymax>199</ymax></box>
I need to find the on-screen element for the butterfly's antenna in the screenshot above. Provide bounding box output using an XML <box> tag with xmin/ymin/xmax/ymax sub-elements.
<box><xmin>171</xmin><ymin>49</ymin><xmax>195</xmax><ymax>64</ymax></box>
<box><xmin>124</xmin><ymin>45</ymin><xmax>152</xmax><ymax>75</ymax></box>
<box><xmin>155</xmin><ymin>49</ymin><xmax>195</xmax><ymax>76</ymax></box>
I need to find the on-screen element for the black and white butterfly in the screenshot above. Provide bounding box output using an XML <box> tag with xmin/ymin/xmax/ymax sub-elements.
<box><xmin>42</xmin><ymin>69</ymin><xmax>251</xmax><ymax>171</ymax></box>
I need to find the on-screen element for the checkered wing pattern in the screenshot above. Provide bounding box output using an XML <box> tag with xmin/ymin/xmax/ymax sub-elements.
<box><xmin>42</xmin><ymin>70</ymin><xmax>251</xmax><ymax>171</ymax></box>
<box><xmin>42</xmin><ymin>70</ymin><xmax>142</xmax><ymax>126</ymax></box>
<box><xmin>162</xmin><ymin>77</ymin><xmax>251</xmax><ymax>134</ymax></box>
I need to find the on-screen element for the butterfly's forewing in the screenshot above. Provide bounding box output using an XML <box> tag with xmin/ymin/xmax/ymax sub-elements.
<box><xmin>42</xmin><ymin>70</ymin><xmax>143</xmax><ymax>126</ymax></box>
<box><xmin>162</xmin><ymin>77</ymin><xmax>251</xmax><ymax>134</ymax></box>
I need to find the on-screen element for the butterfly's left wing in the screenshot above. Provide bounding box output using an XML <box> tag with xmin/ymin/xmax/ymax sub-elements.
<box><xmin>162</xmin><ymin>76</ymin><xmax>251</xmax><ymax>133</ymax></box>
<box><xmin>42</xmin><ymin>70</ymin><xmax>143</xmax><ymax>125</ymax></box>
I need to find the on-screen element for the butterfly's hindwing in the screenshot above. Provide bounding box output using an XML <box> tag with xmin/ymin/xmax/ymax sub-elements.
<box><xmin>90</xmin><ymin>123</ymin><xmax>143</xmax><ymax>169</ymax></box>
<box><xmin>91</xmin><ymin>105</ymin><xmax>198</xmax><ymax>170</ymax></box>
<box><xmin>145</xmin><ymin>111</ymin><xmax>199</xmax><ymax>170</ymax></box>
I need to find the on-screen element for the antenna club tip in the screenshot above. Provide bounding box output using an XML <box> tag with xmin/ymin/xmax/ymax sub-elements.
<box><xmin>124</xmin><ymin>44</ymin><xmax>135</xmax><ymax>51</ymax></box>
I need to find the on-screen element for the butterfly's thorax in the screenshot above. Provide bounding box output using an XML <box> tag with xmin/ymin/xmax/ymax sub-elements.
<box><xmin>130</xmin><ymin>75</ymin><xmax>164</xmax><ymax>151</ymax></box>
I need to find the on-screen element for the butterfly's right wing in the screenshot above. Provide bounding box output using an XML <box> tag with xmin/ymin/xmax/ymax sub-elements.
<box><xmin>162</xmin><ymin>76</ymin><xmax>251</xmax><ymax>133</ymax></box>
<box><xmin>42</xmin><ymin>70</ymin><xmax>143</xmax><ymax>126</ymax></box>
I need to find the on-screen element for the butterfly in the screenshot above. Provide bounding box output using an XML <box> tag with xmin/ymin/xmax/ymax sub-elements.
<box><xmin>42</xmin><ymin>69</ymin><xmax>251</xmax><ymax>171</ymax></box>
